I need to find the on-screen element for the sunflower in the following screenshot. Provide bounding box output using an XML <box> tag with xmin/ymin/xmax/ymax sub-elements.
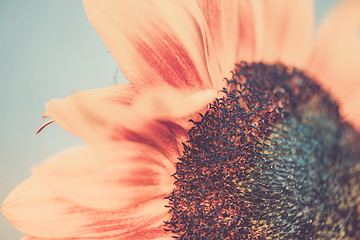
<box><xmin>2</xmin><ymin>0</ymin><xmax>360</xmax><ymax>239</ymax></box>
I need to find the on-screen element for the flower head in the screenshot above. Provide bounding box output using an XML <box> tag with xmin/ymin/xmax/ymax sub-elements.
<box><xmin>2</xmin><ymin>0</ymin><xmax>360</xmax><ymax>239</ymax></box>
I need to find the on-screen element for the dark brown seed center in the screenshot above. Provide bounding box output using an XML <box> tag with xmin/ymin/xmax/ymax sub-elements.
<box><xmin>164</xmin><ymin>62</ymin><xmax>360</xmax><ymax>240</ymax></box>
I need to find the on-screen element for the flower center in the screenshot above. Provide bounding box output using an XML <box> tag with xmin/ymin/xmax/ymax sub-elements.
<box><xmin>164</xmin><ymin>62</ymin><xmax>360</xmax><ymax>239</ymax></box>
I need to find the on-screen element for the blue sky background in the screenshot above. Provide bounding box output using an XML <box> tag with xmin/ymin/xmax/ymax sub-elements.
<box><xmin>0</xmin><ymin>0</ymin><xmax>340</xmax><ymax>238</ymax></box>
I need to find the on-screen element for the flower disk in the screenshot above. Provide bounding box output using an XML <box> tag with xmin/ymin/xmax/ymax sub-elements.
<box><xmin>165</xmin><ymin>62</ymin><xmax>360</xmax><ymax>239</ymax></box>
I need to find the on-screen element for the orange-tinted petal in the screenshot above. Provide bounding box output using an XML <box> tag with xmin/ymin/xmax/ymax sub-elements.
<box><xmin>114</xmin><ymin>120</ymin><xmax>188</xmax><ymax>161</ymax></box>
<box><xmin>196</xmin><ymin>0</ymin><xmax>241</xmax><ymax>78</ymax></box>
<box><xmin>120</xmin><ymin>227</ymin><xmax>173</xmax><ymax>240</ymax></box>
<box><xmin>21</xmin><ymin>230</ymin><xmax>173</xmax><ymax>240</ymax></box>
<box><xmin>238</xmin><ymin>0</ymin><xmax>265</xmax><ymax>62</ymax></box>
<box><xmin>21</xmin><ymin>236</ymin><xmax>47</xmax><ymax>240</ymax></box>
<box><xmin>21</xmin><ymin>228</ymin><xmax>173</xmax><ymax>240</ymax></box>
<box><xmin>260</xmin><ymin>0</ymin><xmax>314</xmax><ymax>67</ymax></box>
<box><xmin>2</xmin><ymin>175</ymin><xmax>169</xmax><ymax>238</ymax></box>
<box><xmin>30</xmin><ymin>143</ymin><xmax>174</xmax><ymax>210</ymax></box>
<box><xmin>341</xmin><ymin>91</ymin><xmax>360</xmax><ymax>129</ymax></box>
<box><xmin>44</xmin><ymin>83</ymin><xmax>137</xmax><ymax>144</ymax></box>
<box><xmin>307</xmin><ymin>0</ymin><xmax>360</xmax><ymax>128</ymax></box>
<box><xmin>21</xmin><ymin>236</ymin><xmax>57</xmax><ymax>240</ymax></box>
<box><xmin>83</xmin><ymin>0</ymin><xmax>221</xmax><ymax>90</ymax></box>
<box><xmin>131</xmin><ymin>87</ymin><xmax>216</xmax><ymax>120</ymax></box>
<box><xmin>20</xmin><ymin>226</ymin><xmax>172</xmax><ymax>240</ymax></box>
<box><xmin>45</xmin><ymin>85</ymin><xmax>215</xmax><ymax>145</ymax></box>
<box><xmin>196</xmin><ymin>0</ymin><xmax>313</xmax><ymax>71</ymax></box>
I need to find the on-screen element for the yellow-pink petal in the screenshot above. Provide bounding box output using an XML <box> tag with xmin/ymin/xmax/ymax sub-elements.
<box><xmin>30</xmin><ymin>143</ymin><xmax>174</xmax><ymax>210</ymax></box>
<box><xmin>21</xmin><ymin>236</ymin><xmax>48</xmax><ymax>240</ymax></box>
<box><xmin>2</xmin><ymin>147</ymin><xmax>172</xmax><ymax>238</ymax></box>
<box><xmin>307</xmin><ymin>0</ymin><xmax>360</xmax><ymax>128</ymax></box>
<box><xmin>2</xmin><ymin>175</ymin><xmax>168</xmax><ymax>239</ymax></box>
<box><xmin>260</xmin><ymin>0</ymin><xmax>314</xmax><ymax>67</ymax></box>
<box><xmin>83</xmin><ymin>0</ymin><xmax>221</xmax><ymax>90</ymax></box>
<box><xmin>341</xmin><ymin>92</ymin><xmax>360</xmax><ymax>129</ymax></box>
<box><xmin>196</xmin><ymin>0</ymin><xmax>241</xmax><ymax>79</ymax></box>
<box><xmin>44</xmin><ymin>84</ymin><xmax>137</xmax><ymax>145</ymax></box>
<box><xmin>45</xmin><ymin>84</ymin><xmax>215</xmax><ymax>145</ymax></box>
<box><xmin>132</xmin><ymin>87</ymin><xmax>216</xmax><ymax>120</ymax></box>
<box><xmin>238</xmin><ymin>0</ymin><xmax>265</xmax><ymax>62</ymax></box>
<box><xmin>20</xmin><ymin>230</ymin><xmax>173</xmax><ymax>240</ymax></box>
<box><xmin>115</xmin><ymin>120</ymin><xmax>188</xmax><ymax>161</ymax></box>
<box><xmin>20</xmin><ymin>227</ymin><xmax>172</xmax><ymax>240</ymax></box>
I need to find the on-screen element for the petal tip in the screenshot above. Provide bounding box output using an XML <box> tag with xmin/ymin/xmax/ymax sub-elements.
<box><xmin>35</xmin><ymin>120</ymin><xmax>55</xmax><ymax>135</ymax></box>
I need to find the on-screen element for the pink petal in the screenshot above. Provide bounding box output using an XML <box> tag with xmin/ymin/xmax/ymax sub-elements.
<box><xmin>21</xmin><ymin>228</ymin><xmax>174</xmax><ymax>240</ymax></box>
<box><xmin>119</xmin><ymin>227</ymin><xmax>174</xmax><ymax>240</ymax></box>
<box><xmin>196</xmin><ymin>0</ymin><xmax>241</xmax><ymax>78</ymax></box>
<box><xmin>20</xmin><ymin>236</ymin><xmax>55</xmax><ymax>240</ymax></box>
<box><xmin>44</xmin><ymin>84</ymin><xmax>137</xmax><ymax>145</ymax></box>
<box><xmin>30</xmin><ymin>143</ymin><xmax>175</xmax><ymax>210</ymax></box>
<box><xmin>21</xmin><ymin>230</ymin><xmax>173</xmax><ymax>240</ymax></box>
<box><xmin>116</xmin><ymin>88</ymin><xmax>215</xmax><ymax>152</ymax></box>
<box><xmin>21</xmin><ymin>228</ymin><xmax>173</xmax><ymax>240</ymax></box>
<box><xmin>21</xmin><ymin>236</ymin><xmax>65</xmax><ymax>240</ymax></box>
<box><xmin>83</xmin><ymin>0</ymin><xmax>221</xmax><ymax>90</ymax></box>
<box><xmin>2</xmin><ymin>175</ymin><xmax>169</xmax><ymax>238</ymax></box>
<box><xmin>341</xmin><ymin>90</ymin><xmax>360</xmax><ymax>129</ymax></box>
<box><xmin>131</xmin><ymin>87</ymin><xmax>216</xmax><ymax>120</ymax></box>
<box><xmin>114</xmin><ymin>120</ymin><xmax>188</xmax><ymax>161</ymax></box>
<box><xmin>260</xmin><ymin>0</ymin><xmax>314</xmax><ymax>67</ymax></box>
<box><xmin>237</xmin><ymin>0</ymin><xmax>265</xmax><ymax>62</ymax></box>
<box><xmin>307</xmin><ymin>0</ymin><xmax>360</xmax><ymax>128</ymax></box>
<box><xmin>21</xmin><ymin>236</ymin><xmax>47</xmax><ymax>240</ymax></box>
<box><xmin>45</xmin><ymin>85</ymin><xmax>215</xmax><ymax>145</ymax></box>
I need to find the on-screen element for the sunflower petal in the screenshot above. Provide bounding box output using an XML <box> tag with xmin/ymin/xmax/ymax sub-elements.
<box><xmin>28</xmin><ymin>143</ymin><xmax>175</xmax><ymax>211</ymax></box>
<box><xmin>237</xmin><ymin>0</ymin><xmax>265</xmax><ymax>62</ymax></box>
<box><xmin>120</xmin><ymin>227</ymin><xmax>174</xmax><ymax>240</ymax></box>
<box><xmin>261</xmin><ymin>0</ymin><xmax>314</xmax><ymax>67</ymax></box>
<box><xmin>44</xmin><ymin>83</ymin><xmax>137</xmax><ymax>144</ymax></box>
<box><xmin>20</xmin><ymin>230</ymin><xmax>173</xmax><ymax>240</ymax></box>
<box><xmin>83</xmin><ymin>0</ymin><xmax>221</xmax><ymax>90</ymax></box>
<box><xmin>132</xmin><ymin>87</ymin><xmax>216</xmax><ymax>120</ymax></box>
<box><xmin>45</xmin><ymin>84</ymin><xmax>215</xmax><ymax>145</ymax></box>
<box><xmin>21</xmin><ymin>236</ymin><xmax>45</xmax><ymax>240</ymax></box>
<box><xmin>114</xmin><ymin>120</ymin><xmax>188</xmax><ymax>161</ymax></box>
<box><xmin>307</xmin><ymin>0</ymin><xmax>360</xmax><ymax>127</ymax></box>
<box><xmin>2</xmin><ymin>175</ymin><xmax>169</xmax><ymax>238</ymax></box>
<box><xmin>20</xmin><ymin>236</ymin><xmax>52</xmax><ymax>240</ymax></box>
<box><xmin>341</xmin><ymin>92</ymin><xmax>360</xmax><ymax>129</ymax></box>
<box><xmin>196</xmin><ymin>0</ymin><xmax>241</xmax><ymax>78</ymax></box>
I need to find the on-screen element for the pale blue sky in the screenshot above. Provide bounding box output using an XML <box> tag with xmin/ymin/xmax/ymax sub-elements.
<box><xmin>0</xmin><ymin>0</ymin><xmax>339</xmax><ymax>238</ymax></box>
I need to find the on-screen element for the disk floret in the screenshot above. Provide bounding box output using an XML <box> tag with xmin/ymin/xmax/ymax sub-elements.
<box><xmin>165</xmin><ymin>62</ymin><xmax>360</xmax><ymax>239</ymax></box>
